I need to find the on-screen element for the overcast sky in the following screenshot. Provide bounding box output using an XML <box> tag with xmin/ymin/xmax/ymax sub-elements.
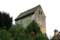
<box><xmin>0</xmin><ymin>0</ymin><xmax>60</xmax><ymax>39</ymax></box>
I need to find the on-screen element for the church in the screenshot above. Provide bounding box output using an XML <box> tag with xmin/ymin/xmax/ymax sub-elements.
<box><xmin>15</xmin><ymin>5</ymin><xmax>46</xmax><ymax>34</ymax></box>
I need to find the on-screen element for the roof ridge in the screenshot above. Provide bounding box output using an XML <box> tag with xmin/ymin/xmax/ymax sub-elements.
<box><xmin>15</xmin><ymin>4</ymin><xmax>41</xmax><ymax>21</ymax></box>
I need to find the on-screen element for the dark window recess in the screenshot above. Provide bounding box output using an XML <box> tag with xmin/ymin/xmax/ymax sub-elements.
<box><xmin>41</xmin><ymin>12</ymin><xmax>42</xmax><ymax>15</ymax></box>
<box><xmin>39</xmin><ymin>11</ymin><xmax>42</xmax><ymax>15</ymax></box>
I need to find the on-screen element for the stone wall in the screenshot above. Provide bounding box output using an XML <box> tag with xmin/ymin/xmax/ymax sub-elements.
<box><xmin>15</xmin><ymin>7</ymin><xmax>46</xmax><ymax>33</ymax></box>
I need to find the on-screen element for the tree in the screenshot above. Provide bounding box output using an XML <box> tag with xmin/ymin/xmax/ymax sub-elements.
<box><xmin>25</xmin><ymin>20</ymin><xmax>49</xmax><ymax>40</ymax></box>
<box><xmin>25</xmin><ymin>20</ymin><xmax>40</xmax><ymax>34</ymax></box>
<box><xmin>0</xmin><ymin>30</ymin><xmax>11</xmax><ymax>40</ymax></box>
<box><xmin>0</xmin><ymin>12</ymin><xmax>12</xmax><ymax>30</ymax></box>
<box><xmin>10</xmin><ymin>24</ymin><xmax>32</xmax><ymax>40</ymax></box>
<box><xmin>25</xmin><ymin>20</ymin><xmax>40</xmax><ymax>40</ymax></box>
<box><xmin>36</xmin><ymin>32</ymin><xmax>49</xmax><ymax>40</ymax></box>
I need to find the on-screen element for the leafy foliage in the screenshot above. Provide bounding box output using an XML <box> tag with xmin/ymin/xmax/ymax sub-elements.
<box><xmin>0</xmin><ymin>12</ymin><xmax>12</xmax><ymax>30</ymax></box>
<box><xmin>0</xmin><ymin>30</ymin><xmax>11</xmax><ymax>40</ymax></box>
<box><xmin>25</xmin><ymin>20</ymin><xmax>49</xmax><ymax>40</ymax></box>
<box><xmin>25</xmin><ymin>20</ymin><xmax>40</xmax><ymax>34</ymax></box>
<box><xmin>0</xmin><ymin>22</ymin><xmax>49</xmax><ymax>40</ymax></box>
<box><xmin>36</xmin><ymin>32</ymin><xmax>49</xmax><ymax>40</ymax></box>
<box><xmin>12</xmin><ymin>24</ymin><xmax>33</xmax><ymax>40</ymax></box>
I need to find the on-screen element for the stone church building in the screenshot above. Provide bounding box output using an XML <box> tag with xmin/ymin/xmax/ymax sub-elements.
<box><xmin>15</xmin><ymin>5</ymin><xmax>46</xmax><ymax>34</ymax></box>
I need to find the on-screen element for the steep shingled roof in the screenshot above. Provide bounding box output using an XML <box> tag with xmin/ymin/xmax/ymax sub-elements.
<box><xmin>15</xmin><ymin>5</ymin><xmax>41</xmax><ymax>21</ymax></box>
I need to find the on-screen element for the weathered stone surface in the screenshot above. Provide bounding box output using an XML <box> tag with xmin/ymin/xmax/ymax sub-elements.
<box><xmin>15</xmin><ymin>5</ymin><xmax>46</xmax><ymax>33</ymax></box>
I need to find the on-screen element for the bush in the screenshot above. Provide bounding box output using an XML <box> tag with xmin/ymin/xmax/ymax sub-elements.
<box><xmin>0</xmin><ymin>23</ymin><xmax>49</xmax><ymax>40</ymax></box>
<box><xmin>0</xmin><ymin>30</ymin><xmax>11</xmax><ymax>40</ymax></box>
<box><xmin>25</xmin><ymin>20</ymin><xmax>40</xmax><ymax>34</ymax></box>
<box><xmin>36</xmin><ymin>32</ymin><xmax>49</xmax><ymax>40</ymax></box>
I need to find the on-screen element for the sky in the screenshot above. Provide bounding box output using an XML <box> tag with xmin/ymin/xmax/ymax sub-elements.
<box><xmin>41</xmin><ymin>0</ymin><xmax>60</xmax><ymax>39</ymax></box>
<box><xmin>0</xmin><ymin>0</ymin><xmax>60</xmax><ymax>39</ymax></box>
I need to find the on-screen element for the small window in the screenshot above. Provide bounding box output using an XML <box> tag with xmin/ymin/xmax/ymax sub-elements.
<box><xmin>41</xmin><ymin>12</ymin><xmax>42</xmax><ymax>15</ymax></box>
<box><xmin>39</xmin><ymin>10</ymin><xmax>42</xmax><ymax>15</ymax></box>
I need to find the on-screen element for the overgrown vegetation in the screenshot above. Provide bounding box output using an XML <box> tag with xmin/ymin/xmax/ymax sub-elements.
<box><xmin>0</xmin><ymin>13</ymin><xmax>48</xmax><ymax>40</ymax></box>
<box><xmin>25</xmin><ymin>21</ymin><xmax>40</xmax><ymax>34</ymax></box>
<box><xmin>0</xmin><ymin>12</ymin><xmax>12</xmax><ymax>30</ymax></box>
